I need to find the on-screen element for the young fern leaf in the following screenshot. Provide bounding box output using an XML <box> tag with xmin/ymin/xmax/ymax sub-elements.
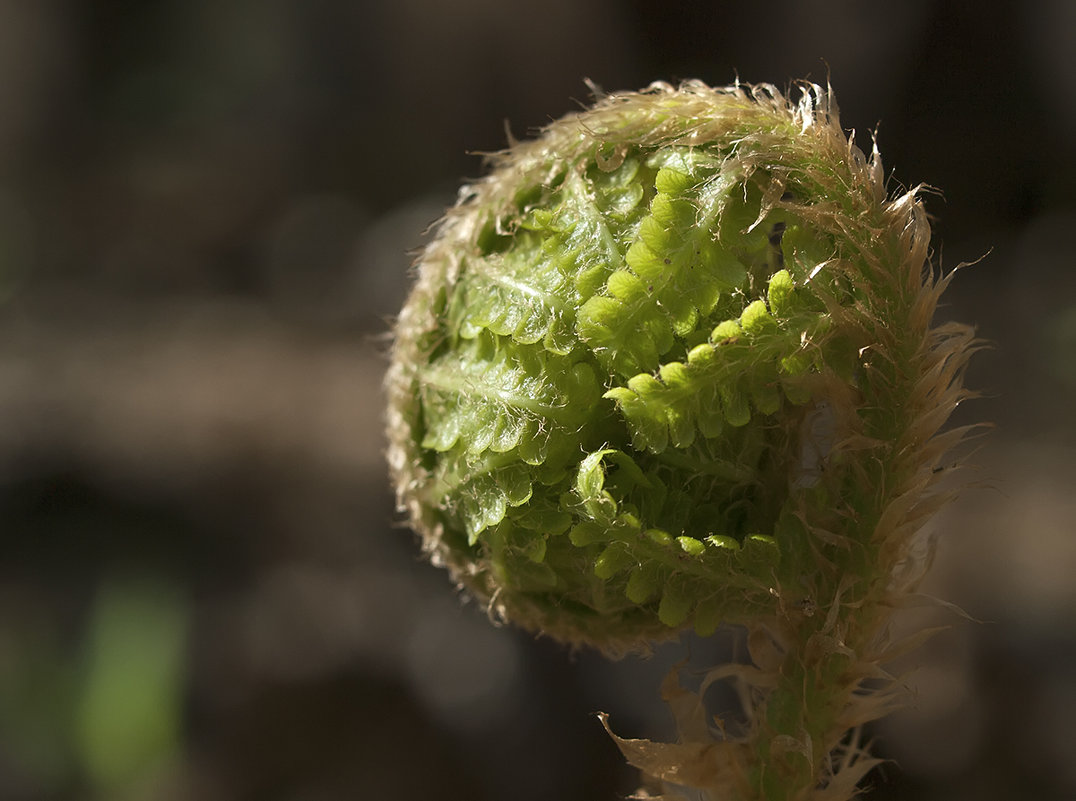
<box><xmin>605</xmin><ymin>268</ymin><xmax>830</xmax><ymax>454</ymax></box>
<box><xmin>386</xmin><ymin>80</ymin><xmax>979</xmax><ymax>801</ymax></box>
<box><xmin>578</xmin><ymin>161</ymin><xmax>748</xmax><ymax>378</ymax></box>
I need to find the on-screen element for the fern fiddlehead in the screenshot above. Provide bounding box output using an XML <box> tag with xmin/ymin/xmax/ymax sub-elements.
<box><xmin>386</xmin><ymin>80</ymin><xmax>977</xmax><ymax>800</ymax></box>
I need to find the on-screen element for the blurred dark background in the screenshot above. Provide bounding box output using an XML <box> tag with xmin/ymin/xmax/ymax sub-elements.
<box><xmin>0</xmin><ymin>1</ymin><xmax>1073</xmax><ymax>799</ymax></box>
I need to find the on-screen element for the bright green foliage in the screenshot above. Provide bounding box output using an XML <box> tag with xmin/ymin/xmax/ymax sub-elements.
<box><xmin>577</xmin><ymin>157</ymin><xmax>749</xmax><ymax>378</ymax></box>
<box><xmin>390</xmin><ymin>120</ymin><xmax>856</xmax><ymax>644</ymax></box>
<box><xmin>388</xmin><ymin>80</ymin><xmax>979</xmax><ymax>801</ymax></box>
<box><xmin>387</xmin><ymin>81</ymin><xmax>973</xmax><ymax>656</ymax></box>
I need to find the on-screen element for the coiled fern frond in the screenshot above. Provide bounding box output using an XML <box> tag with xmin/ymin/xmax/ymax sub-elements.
<box><xmin>386</xmin><ymin>80</ymin><xmax>979</xmax><ymax>800</ymax></box>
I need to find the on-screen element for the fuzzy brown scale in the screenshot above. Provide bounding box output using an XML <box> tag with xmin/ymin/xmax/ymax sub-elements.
<box><xmin>386</xmin><ymin>80</ymin><xmax>978</xmax><ymax>800</ymax></box>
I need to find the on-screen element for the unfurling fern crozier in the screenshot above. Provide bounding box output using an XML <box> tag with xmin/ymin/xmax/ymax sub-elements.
<box><xmin>386</xmin><ymin>80</ymin><xmax>977</xmax><ymax>800</ymax></box>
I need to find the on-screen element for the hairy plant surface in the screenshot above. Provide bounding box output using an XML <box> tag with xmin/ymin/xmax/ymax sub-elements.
<box><xmin>386</xmin><ymin>80</ymin><xmax>978</xmax><ymax>800</ymax></box>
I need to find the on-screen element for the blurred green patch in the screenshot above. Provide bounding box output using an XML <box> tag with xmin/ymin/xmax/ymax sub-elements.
<box><xmin>0</xmin><ymin>577</ymin><xmax>188</xmax><ymax>799</ymax></box>
<box><xmin>76</xmin><ymin>578</ymin><xmax>188</xmax><ymax>794</ymax></box>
